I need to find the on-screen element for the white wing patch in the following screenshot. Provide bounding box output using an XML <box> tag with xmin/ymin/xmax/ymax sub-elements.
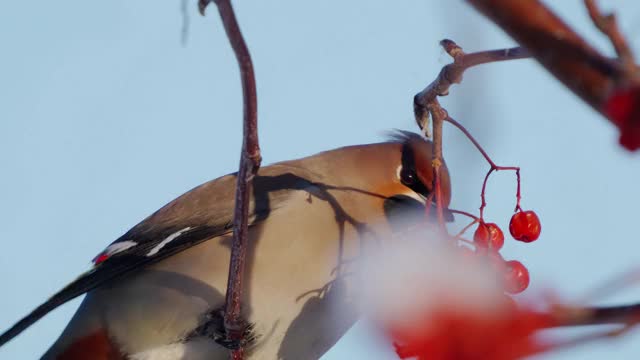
<box><xmin>93</xmin><ymin>240</ymin><xmax>138</xmax><ymax>265</ymax></box>
<box><xmin>103</xmin><ymin>240</ymin><xmax>138</xmax><ymax>256</ymax></box>
<box><xmin>146</xmin><ymin>227</ymin><xmax>192</xmax><ymax>257</ymax></box>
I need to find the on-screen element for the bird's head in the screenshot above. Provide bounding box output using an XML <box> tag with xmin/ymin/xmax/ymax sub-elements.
<box><xmin>311</xmin><ymin>130</ymin><xmax>452</xmax><ymax>223</ymax></box>
<box><xmin>388</xmin><ymin>130</ymin><xmax>451</xmax><ymax>208</ymax></box>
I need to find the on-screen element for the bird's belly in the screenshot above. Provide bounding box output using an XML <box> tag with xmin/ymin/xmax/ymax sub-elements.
<box><xmin>90</xmin><ymin>191</ymin><xmax>389</xmax><ymax>359</ymax></box>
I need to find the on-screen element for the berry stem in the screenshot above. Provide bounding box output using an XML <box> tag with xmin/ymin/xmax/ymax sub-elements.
<box><xmin>515</xmin><ymin>168</ymin><xmax>522</xmax><ymax>212</ymax></box>
<box><xmin>455</xmin><ymin>219</ymin><xmax>480</xmax><ymax>238</ymax></box>
<box><xmin>449</xmin><ymin>209</ymin><xmax>480</xmax><ymax>221</ymax></box>
<box><xmin>445</xmin><ymin>116</ymin><xmax>498</xmax><ymax>168</ymax></box>
<box><xmin>445</xmin><ymin>116</ymin><xmax>521</xmax><ymax>218</ymax></box>
<box><xmin>480</xmin><ymin>167</ymin><xmax>494</xmax><ymax>220</ymax></box>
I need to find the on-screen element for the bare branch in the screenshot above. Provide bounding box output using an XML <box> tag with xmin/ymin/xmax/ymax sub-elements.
<box><xmin>413</xmin><ymin>40</ymin><xmax>528</xmax><ymax>229</ymax></box>
<box><xmin>199</xmin><ymin>0</ymin><xmax>261</xmax><ymax>358</ymax></box>
<box><xmin>413</xmin><ymin>40</ymin><xmax>528</xmax><ymax>132</ymax></box>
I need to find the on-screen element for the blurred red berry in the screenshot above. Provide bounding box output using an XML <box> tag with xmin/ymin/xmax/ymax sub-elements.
<box><xmin>474</xmin><ymin>222</ymin><xmax>504</xmax><ymax>251</ymax></box>
<box><xmin>509</xmin><ymin>211</ymin><xmax>541</xmax><ymax>243</ymax></box>
<box><xmin>390</xmin><ymin>300</ymin><xmax>550</xmax><ymax>360</ymax></box>
<box><xmin>504</xmin><ymin>260</ymin><xmax>530</xmax><ymax>294</ymax></box>
<box><xmin>604</xmin><ymin>86</ymin><xmax>640</xmax><ymax>151</ymax></box>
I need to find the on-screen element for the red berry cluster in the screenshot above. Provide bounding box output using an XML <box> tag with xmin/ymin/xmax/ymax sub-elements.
<box><xmin>427</xmin><ymin>116</ymin><xmax>543</xmax><ymax>296</ymax></box>
<box><xmin>468</xmin><ymin>210</ymin><xmax>540</xmax><ymax>294</ymax></box>
<box><xmin>446</xmin><ymin>164</ymin><xmax>542</xmax><ymax>296</ymax></box>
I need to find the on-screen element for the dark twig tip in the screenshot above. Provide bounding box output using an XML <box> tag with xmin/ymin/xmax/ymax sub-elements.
<box><xmin>198</xmin><ymin>0</ymin><xmax>212</xmax><ymax>16</ymax></box>
<box><xmin>440</xmin><ymin>39</ymin><xmax>464</xmax><ymax>59</ymax></box>
<box><xmin>439</xmin><ymin>39</ymin><xmax>456</xmax><ymax>48</ymax></box>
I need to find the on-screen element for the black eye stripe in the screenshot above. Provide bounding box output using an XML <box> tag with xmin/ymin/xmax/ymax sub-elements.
<box><xmin>400</xmin><ymin>141</ymin><xmax>416</xmax><ymax>173</ymax></box>
<box><xmin>400</xmin><ymin>142</ymin><xmax>430</xmax><ymax>197</ymax></box>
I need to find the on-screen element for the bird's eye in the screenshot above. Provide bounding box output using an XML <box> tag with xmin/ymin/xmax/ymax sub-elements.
<box><xmin>400</xmin><ymin>168</ymin><xmax>416</xmax><ymax>186</ymax></box>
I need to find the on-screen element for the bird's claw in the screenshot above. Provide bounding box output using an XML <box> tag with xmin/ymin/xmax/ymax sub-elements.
<box><xmin>186</xmin><ymin>308</ymin><xmax>255</xmax><ymax>350</ymax></box>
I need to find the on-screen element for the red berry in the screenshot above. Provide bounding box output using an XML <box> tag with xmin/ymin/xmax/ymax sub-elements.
<box><xmin>503</xmin><ymin>260</ymin><xmax>530</xmax><ymax>294</ymax></box>
<box><xmin>509</xmin><ymin>211</ymin><xmax>541</xmax><ymax>243</ymax></box>
<box><xmin>473</xmin><ymin>222</ymin><xmax>504</xmax><ymax>251</ymax></box>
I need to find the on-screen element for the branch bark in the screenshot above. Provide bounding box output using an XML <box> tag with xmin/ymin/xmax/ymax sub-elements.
<box><xmin>199</xmin><ymin>0</ymin><xmax>261</xmax><ymax>358</ymax></box>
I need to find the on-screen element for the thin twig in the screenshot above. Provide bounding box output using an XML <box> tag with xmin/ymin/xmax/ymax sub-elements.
<box><xmin>444</xmin><ymin>116</ymin><xmax>520</xmax><ymax>219</ymax></box>
<box><xmin>479</xmin><ymin>168</ymin><xmax>494</xmax><ymax>220</ymax></box>
<box><xmin>199</xmin><ymin>0</ymin><xmax>261</xmax><ymax>358</ymax></box>
<box><xmin>444</xmin><ymin>116</ymin><xmax>497</xmax><ymax>168</ymax></box>
<box><xmin>454</xmin><ymin>219</ymin><xmax>479</xmax><ymax>238</ymax></box>
<box><xmin>449</xmin><ymin>209</ymin><xmax>479</xmax><ymax>221</ymax></box>
<box><xmin>584</xmin><ymin>0</ymin><xmax>636</xmax><ymax>74</ymax></box>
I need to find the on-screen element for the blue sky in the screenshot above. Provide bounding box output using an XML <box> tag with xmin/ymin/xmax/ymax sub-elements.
<box><xmin>1</xmin><ymin>1</ymin><xmax>640</xmax><ymax>359</ymax></box>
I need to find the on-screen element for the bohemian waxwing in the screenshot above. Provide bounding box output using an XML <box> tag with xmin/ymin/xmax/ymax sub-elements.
<box><xmin>0</xmin><ymin>131</ymin><xmax>452</xmax><ymax>360</ymax></box>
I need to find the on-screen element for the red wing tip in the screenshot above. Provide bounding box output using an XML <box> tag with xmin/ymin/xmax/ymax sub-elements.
<box><xmin>92</xmin><ymin>253</ymin><xmax>109</xmax><ymax>266</ymax></box>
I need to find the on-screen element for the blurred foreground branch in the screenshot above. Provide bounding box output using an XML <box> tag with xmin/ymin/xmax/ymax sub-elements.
<box><xmin>467</xmin><ymin>0</ymin><xmax>640</xmax><ymax>150</ymax></box>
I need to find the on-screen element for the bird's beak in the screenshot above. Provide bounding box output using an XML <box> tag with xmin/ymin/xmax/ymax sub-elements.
<box><xmin>413</xmin><ymin>192</ymin><xmax>455</xmax><ymax>223</ymax></box>
<box><xmin>403</xmin><ymin>190</ymin><xmax>427</xmax><ymax>205</ymax></box>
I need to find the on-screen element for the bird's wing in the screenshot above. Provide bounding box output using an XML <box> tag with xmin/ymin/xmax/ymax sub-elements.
<box><xmin>0</xmin><ymin>165</ymin><xmax>318</xmax><ymax>347</ymax></box>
